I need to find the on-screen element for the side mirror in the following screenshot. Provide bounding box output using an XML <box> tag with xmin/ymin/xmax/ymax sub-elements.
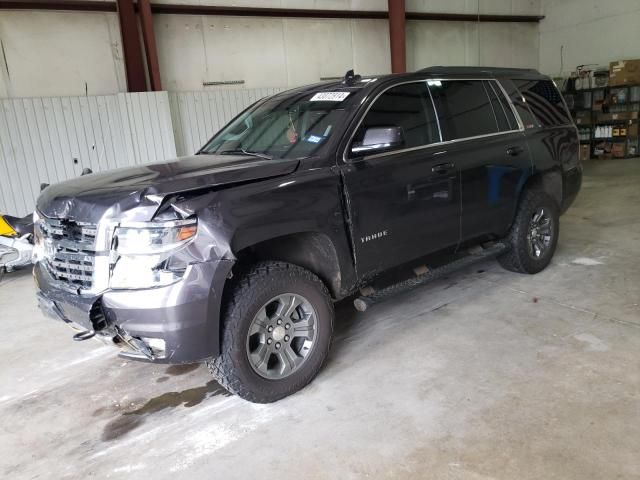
<box><xmin>40</xmin><ymin>183</ymin><xmax>50</xmax><ymax>192</ymax></box>
<box><xmin>81</xmin><ymin>168</ymin><xmax>93</xmax><ymax>176</ymax></box>
<box><xmin>351</xmin><ymin>126</ymin><xmax>404</xmax><ymax>156</ymax></box>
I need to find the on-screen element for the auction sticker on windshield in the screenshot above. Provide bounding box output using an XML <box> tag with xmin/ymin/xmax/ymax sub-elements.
<box><xmin>310</xmin><ymin>92</ymin><xmax>350</xmax><ymax>102</ymax></box>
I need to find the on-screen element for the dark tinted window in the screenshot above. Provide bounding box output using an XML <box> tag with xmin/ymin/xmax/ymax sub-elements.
<box><xmin>352</xmin><ymin>82</ymin><xmax>439</xmax><ymax>152</ymax></box>
<box><xmin>428</xmin><ymin>80</ymin><xmax>499</xmax><ymax>140</ymax></box>
<box><xmin>514</xmin><ymin>79</ymin><xmax>571</xmax><ymax>127</ymax></box>
<box><xmin>484</xmin><ymin>81</ymin><xmax>510</xmax><ymax>131</ymax></box>
<box><xmin>485</xmin><ymin>81</ymin><xmax>518</xmax><ymax>131</ymax></box>
<box><xmin>499</xmin><ymin>79</ymin><xmax>538</xmax><ymax>129</ymax></box>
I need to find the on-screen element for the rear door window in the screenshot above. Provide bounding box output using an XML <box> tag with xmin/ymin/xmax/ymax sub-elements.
<box><xmin>427</xmin><ymin>80</ymin><xmax>500</xmax><ymax>141</ymax></box>
<box><xmin>514</xmin><ymin>79</ymin><xmax>571</xmax><ymax>127</ymax></box>
<box><xmin>485</xmin><ymin>81</ymin><xmax>519</xmax><ymax>131</ymax></box>
<box><xmin>499</xmin><ymin>79</ymin><xmax>539</xmax><ymax>130</ymax></box>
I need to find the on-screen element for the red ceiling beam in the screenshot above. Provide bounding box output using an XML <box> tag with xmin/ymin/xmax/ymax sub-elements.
<box><xmin>406</xmin><ymin>12</ymin><xmax>543</xmax><ymax>22</ymax></box>
<box><xmin>149</xmin><ymin>4</ymin><xmax>387</xmax><ymax>19</ymax></box>
<box><xmin>115</xmin><ymin>0</ymin><xmax>147</xmax><ymax>92</ymax></box>
<box><xmin>0</xmin><ymin>1</ymin><xmax>545</xmax><ymax>22</ymax></box>
<box><xmin>388</xmin><ymin>0</ymin><xmax>406</xmax><ymax>74</ymax></box>
<box><xmin>0</xmin><ymin>0</ymin><xmax>116</xmax><ymax>11</ymax></box>
<box><xmin>138</xmin><ymin>0</ymin><xmax>161</xmax><ymax>91</ymax></box>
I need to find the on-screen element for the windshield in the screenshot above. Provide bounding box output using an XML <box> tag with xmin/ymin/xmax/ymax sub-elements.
<box><xmin>200</xmin><ymin>92</ymin><xmax>352</xmax><ymax>159</ymax></box>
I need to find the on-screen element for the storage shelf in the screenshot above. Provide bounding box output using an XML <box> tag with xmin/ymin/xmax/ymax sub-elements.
<box><xmin>569</xmin><ymin>81</ymin><xmax>640</xmax><ymax>162</ymax></box>
<box><xmin>595</xmin><ymin>120</ymin><xmax>636</xmax><ymax>124</ymax></box>
<box><xmin>595</xmin><ymin>136</ymin><xmax>640</xmax><ymax>139</ymax></box>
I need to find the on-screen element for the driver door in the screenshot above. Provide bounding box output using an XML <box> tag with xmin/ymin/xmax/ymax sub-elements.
<box><xmin>340</xmin><ymin>81</ymin><xmax>461</xmax><ymax>277</ymax></box>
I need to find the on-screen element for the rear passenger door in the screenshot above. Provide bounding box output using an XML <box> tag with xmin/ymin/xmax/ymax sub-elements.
<box><xmin>427</xmin><ymin>79</ymin><xmax>532</xmax><ymax>241</ymax></box>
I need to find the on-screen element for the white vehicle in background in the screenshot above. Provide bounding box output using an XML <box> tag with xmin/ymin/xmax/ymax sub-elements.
<box><xmin>0</xmin><ymin>170</ymin><xmax>93</xmax><ymax>283</ymax></box>
<box><xmin>0</xmin><ymin>213</ymin><xmax>35</xmax><ymax>283</ymax></box>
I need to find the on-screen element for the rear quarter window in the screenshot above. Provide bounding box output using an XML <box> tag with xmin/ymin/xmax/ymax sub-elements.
<box><xmin>514</xmin><ymin>79</ymin><xmax>571</xmax><ymax>128</ymax></box>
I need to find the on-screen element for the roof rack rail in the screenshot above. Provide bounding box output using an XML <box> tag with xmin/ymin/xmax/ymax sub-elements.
<box><xmin>418</xmin><ymin>66</ymin><xmax>542</xmax><ymax>76</ymax></box>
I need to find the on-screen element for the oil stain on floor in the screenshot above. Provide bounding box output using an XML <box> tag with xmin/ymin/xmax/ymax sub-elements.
<box><xmin>100</xmin><ymin>380</ymin><xmax>230</xmax><ymax>442</ymax></box>
<box><xmin>164</xmin><ymin>363</ymin><xmax>202</xmax><ymax>376</ymax></box>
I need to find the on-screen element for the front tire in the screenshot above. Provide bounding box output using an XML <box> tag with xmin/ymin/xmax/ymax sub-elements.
<box><xmin>498</xmin><ymin>189</ymin><xmax>559</xmax><ymax>274</ymax></box>
<box><xmin>207</xmin><ymin>261</ymin><xmax>334</xmax><ymax>403</ymax></box>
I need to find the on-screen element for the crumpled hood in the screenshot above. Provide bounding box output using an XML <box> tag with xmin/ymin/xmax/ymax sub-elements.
<box><xmin>36</xmin><ymin>154</ymin><xmax>299</xmax><ymax>223</ymax></box>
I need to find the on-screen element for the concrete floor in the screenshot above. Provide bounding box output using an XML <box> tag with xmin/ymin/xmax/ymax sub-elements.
<box><xmin>1</xmin><ymin>159</ymin><xmax>640</xmax><ymax>479</ymax></box>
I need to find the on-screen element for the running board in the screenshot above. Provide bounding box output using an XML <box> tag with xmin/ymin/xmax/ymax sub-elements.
<box><xmin>353</xmin><ymin>242</ymin><xmax>507</xmax><ymax>312</ymax></box>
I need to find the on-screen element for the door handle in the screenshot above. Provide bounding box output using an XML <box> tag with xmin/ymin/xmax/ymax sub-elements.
<box><xmin>432</xmin><ymin>162</ymin><xmax>455</xmax><ymax>174</ymax></box>
<box><xmin>507</xmin><ymin>146</ymin><xmax>525</xmax><ymax>156</ymax></box>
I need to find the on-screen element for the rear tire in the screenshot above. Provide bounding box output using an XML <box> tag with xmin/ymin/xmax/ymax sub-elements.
<box><xmin>207</xmin><ymin>261</ymin><xmax>334</xmax><ymax>403</ymax></box>
<box><xmin>498</xmin><ymin>189</ymin><xmax>559</xmax><ymax>274</ymax></box>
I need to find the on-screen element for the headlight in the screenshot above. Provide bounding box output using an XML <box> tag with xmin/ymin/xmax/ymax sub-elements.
<box><xmin>32</xmin><ymin>211</ymin><xmax>45</xmax><ymax>262</ymax></box>
<box><xmin>109</xmin><ymin>218</ymin><xmax>197</xmax><ymax>289</ymax></box>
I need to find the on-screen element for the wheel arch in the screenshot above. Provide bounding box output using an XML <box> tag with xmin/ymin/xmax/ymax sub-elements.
<box><xmin>520</xmin><ymin>168</ymin><xmax>563</xmax><ymax>209</ymax></box>
<box><xmin>231</xmin><ymin>231</ymin><xmax>343</xmax><ymax>299</ymax></box>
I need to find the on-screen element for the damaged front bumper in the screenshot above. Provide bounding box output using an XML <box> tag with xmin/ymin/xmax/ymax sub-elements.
<box><xmin>34</xmin><ymin>259</ymin><xmax>233</xmax><ymax>363</ymax></box>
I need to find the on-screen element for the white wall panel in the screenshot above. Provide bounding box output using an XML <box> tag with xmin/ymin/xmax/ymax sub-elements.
<box><xmin>203</xmin><ymin>17</ymin><xmax>289</xmax><ymax>88</ymax></box>
<box><xmin>0</xmin><ymin>11</ymin><xmax>126</xmax><ymax>98</ymax></box>
<box><xmin>154</xmin><ymin>14</ymin><xmax>392</xmax><ymax>92</ymax></box>
<box><xmin>1</xmin><ymin>1</ymin><xmax>544</xmax><ymax>98</ymax></box>
<box><xmin>407</xmin><ymin>19</ymin><xmax>539</xmax><ymax>71</ymax></box>
<box><xmin>283</xmin><ymin>18</ymin><xmax>354</xmax><ymax>85</ymax></box>
<box><xmin>169</xmin><ymin>87</ymin><xmax>287</xmax><ymax>157</ymax></box>
<box><xmin>539</xmin><ymin>0</ymin><xmax>640</xmax><ymax>76</ymax></box>
<box><xmin>407</xmin><ymin>0</ymin><xmax>541</xmax><ymax>15</ymax></box>
<box><xmin>0</xmin><ymin>92</ymin><xmax>176</xmax><ymax>216</ymax></box>
<box><xmin>352</xmin><ymin>19</ymin><xmax>392</xmax><ymax>75</ymax></box>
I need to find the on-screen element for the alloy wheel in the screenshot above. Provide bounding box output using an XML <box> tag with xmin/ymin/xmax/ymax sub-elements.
<box><xmin>527</xmin><ymin>207</ymin><xmax>553</xmax><ymax>259</ymax></box>
<box><xmin>246</xmin><ymin>293</ymin><xmax>318</xmax><ymax>380</ymax></box>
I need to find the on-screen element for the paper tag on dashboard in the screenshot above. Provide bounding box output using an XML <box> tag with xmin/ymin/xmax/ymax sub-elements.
<box><xmin>310</xmin><ymin>92</ymin><xmax>350</xmax><ymax>102</ymax></box>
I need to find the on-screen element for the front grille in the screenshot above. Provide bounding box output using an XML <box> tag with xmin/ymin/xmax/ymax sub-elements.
<box><xmin>40</xmin><ymin>218</ymin><xmax>98</xmax><ymax>291</ymax></box>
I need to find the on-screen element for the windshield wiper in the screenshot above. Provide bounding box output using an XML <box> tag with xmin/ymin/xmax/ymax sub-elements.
<box><xmin>218</xmin><ymin>148</ymin><xmax>272</xmax><ymax>160</ymax></box>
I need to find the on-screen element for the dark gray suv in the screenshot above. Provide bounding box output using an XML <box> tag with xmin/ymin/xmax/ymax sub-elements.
<box><xmin>34</xmin><ymin>67</ymin><xmax>582</xmax><ymax>402</ymax></box>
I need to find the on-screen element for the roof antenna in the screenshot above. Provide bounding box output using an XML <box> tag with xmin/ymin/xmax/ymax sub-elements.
<box><xmin>343</xmin><ymin>69</ymin><xmax>361</xmax><ymax>85</ymax></box>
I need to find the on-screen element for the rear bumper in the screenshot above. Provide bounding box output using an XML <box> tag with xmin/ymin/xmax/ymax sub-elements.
<box><xmin>34</xmin><ymin>258</ymin><xmax>233</xmax><ymax>363</ymax></box>
<box><xmin>561</xmin><ymin>164</ymin><xmax>582</xmax><ymax>214</ymax></box>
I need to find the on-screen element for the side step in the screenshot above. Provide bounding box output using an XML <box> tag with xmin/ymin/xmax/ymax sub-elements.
<box><xmin>353</xmin><ymin>242</ymin><xmax>507</xmax><ymax>312</ymax></box>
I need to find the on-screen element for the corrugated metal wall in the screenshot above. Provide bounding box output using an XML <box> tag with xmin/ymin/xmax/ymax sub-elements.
<box><xmin>169</xmin><ymin>88</ymin><xmax>286</xmax><ymax>156</ymax></box>
<box><xmin>0</xmin><ymin>92</ymin><xmax>175</xmax><ymax>216</ymax></box>
<box><xmin>0</xmin><ymin>87</ymin><xmax>289</xmax><ymax>216</ymax></box>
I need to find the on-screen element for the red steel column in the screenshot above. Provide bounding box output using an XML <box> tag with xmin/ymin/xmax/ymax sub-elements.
<box><xmin>388</xmin><ymin>0</ymin><xmax>406</xmax><ymax>73</ymax></box>
<box><xmin>139</xmin><ymin>0</ymin><xmax>162</xmax><ymax>91</ymax></box>
<box><xmin>116</xmin><ymin>0</ymin><xmax>147</xmax><ymax>92</ymax></box>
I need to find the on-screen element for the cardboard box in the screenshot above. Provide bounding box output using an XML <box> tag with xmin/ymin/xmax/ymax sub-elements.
<box><xmin>593</xmin><ymin>141</ymin><xmax>612</xmax><ymax>157</ymax></box>
<box><xmin>575</xmin><ymin>111</ymin><xmax>592</xmax><ymax>125</ymax></box>
<box><xmin>628</xmin><ymin>123</ymin><xmax>639</xmax><ymax>137</ymax></box>
<box><xmin>580</xmin><ymin>144</ymin><xmax>591</xmax><ymax>162</ymax></box>
<box><xmin>612</xmin><ymin>143</ymin><xmax>626</xmax><ymax>158</ymax></box>
<box><xmin>610</xmin><ymin>59</ymin><xmax>640</xmax><ymax>86</ymax></box>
